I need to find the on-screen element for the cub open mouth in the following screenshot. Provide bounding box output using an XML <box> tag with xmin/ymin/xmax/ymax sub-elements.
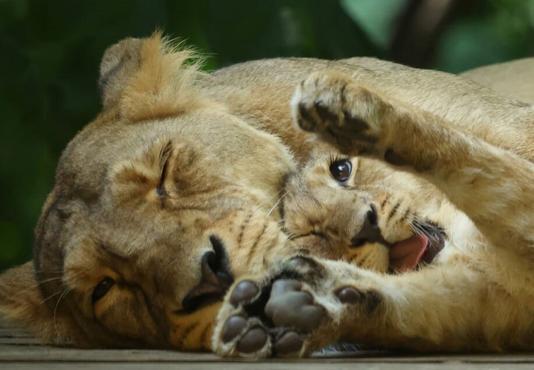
<box><xmin>389</xmin><ymin>221</ymin><xmax>446</xmax><ymax>273</ymax></box>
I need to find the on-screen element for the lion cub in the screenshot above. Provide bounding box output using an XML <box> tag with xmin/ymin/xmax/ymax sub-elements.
<box><xmin>213</xmin><ymin>70</ymin><xmax>534</xmax><ymax>357</ymax></box>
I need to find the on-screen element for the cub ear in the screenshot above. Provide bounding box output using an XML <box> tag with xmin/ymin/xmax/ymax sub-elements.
<box><xmin>0</xmin><ymin>262</ymin><xmax>80</xmax><ymax>345</ymax></box>
<box><xmin>98</xmin><ymin>31</ymin><xmax>208</xmax><ymax>122</ymax></box>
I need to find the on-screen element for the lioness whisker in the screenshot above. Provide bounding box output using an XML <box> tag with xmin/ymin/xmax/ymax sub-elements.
<box><xmin>267</xmin><ymin>191</ymin><xmax>288</xmax><ymax>217</ymax></box>
<box><xmin>53</xmin><ymin>287</ymin><xmax>72</xmax><ymax>339</ymax></box>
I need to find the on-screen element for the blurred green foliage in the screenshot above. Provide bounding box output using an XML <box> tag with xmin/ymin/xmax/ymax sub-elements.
<box><xmin>0</xmin><ymin>0</ymin><xmax>533</xmax><ymax>272</ymax></box>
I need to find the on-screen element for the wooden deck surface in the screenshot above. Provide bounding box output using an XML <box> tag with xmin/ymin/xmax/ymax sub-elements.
<box><xmin>3</xmin><ymin>325</ymin><xmax>534</xmax><ymax>370</ymax></box>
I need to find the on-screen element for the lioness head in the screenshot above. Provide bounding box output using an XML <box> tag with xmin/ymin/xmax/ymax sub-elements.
<box><xmin>0</xmin><ymin>33</ymin><xmax>299</xmax><ymax>350</ymax></box>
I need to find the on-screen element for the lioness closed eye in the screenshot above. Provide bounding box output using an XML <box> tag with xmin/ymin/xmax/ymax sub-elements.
<box><xmin>1</xmin><ymin>33</ymin><xmax>534</xmax><ymax>356</ymax></box>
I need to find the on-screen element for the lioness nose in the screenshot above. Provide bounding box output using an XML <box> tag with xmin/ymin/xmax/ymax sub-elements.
<box><xmin>181</xmin><ymin>236</ymin><xmax>234</xmax><ymax>312</ymax></box>
<box><xmin>201</xmin><ymin>236</ymin><xmax>234</xmax><ymax>288</ymax></box>
<box><xmin>351</xmin><ymin>205</ymin><xmax>388</xmax><ymax>247</ymax></box>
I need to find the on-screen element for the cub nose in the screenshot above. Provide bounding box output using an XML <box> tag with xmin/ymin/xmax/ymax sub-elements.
<box><xmin>351</xmin><ymin>205</ymin><xmax>388</xmax><ymax>247</ymax></box>
<box><xmin>366</xmin><ymin>205</ymin><xmax>378</xmax><ymax>226</ymax></box>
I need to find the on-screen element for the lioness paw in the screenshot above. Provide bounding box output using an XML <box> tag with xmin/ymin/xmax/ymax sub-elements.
<box><xmin>212</xmin><ymin>256</ymin><xmax>385</xmax><ymax>358</ymax></box>
<box><xmin>212</xmin><ymin>256</ymin><xmax>328</xmax><ymax>358</ymax></box>
<box><xmin>291</xmin><ymin>71</ymin><xmax>392</xmax><ymax>155</ymax></box>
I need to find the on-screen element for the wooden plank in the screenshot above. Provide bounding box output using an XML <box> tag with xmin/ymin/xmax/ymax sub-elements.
<box><xmin>0</xmin><ymin>337</ymin><xmax>42</xmax><ymax>345</ymax></box>
<box><xmin>2</xmin><ymin>325</ymin><xmax>534</xmax><ymax>366</ymax></box>
<box><xmin>2</xmin><ymin>344</ymin><xmax>534</xmax><ymax>364</ymax></box>
<box><xmin>0</xmin><ymin>328</ymin><xmax>33</xmax><ymax>338</ymax></box>
<box><xmin>0</xmin><ymin>344</ymin><xmax>220</xmax><ymax>362</ymax></box>
<box><xmin>6</xmin><ymin>362</ymin><xmax>534</xmax><ymax>370</ymax></box>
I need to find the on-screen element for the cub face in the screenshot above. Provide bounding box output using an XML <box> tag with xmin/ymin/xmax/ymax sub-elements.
<box><xmin>282</xmin><ymin>149</ymin><xmax>450</xmax><ymax>273</ymax></box>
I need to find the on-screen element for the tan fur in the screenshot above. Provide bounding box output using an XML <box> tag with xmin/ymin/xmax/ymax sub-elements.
<box><xmin>213</xmin><ymin>68</ymin><xmax>534</xmax><ymax>356</ymax></box>
<box><xmin>1</xmin><ymin>32</ymin><xmax>533</xmax><ymax>353</ymax></box>
<box><xmin>461</xmin><ymin>58</ymin><xmax>534</xmax><ymax>104</ymax></box>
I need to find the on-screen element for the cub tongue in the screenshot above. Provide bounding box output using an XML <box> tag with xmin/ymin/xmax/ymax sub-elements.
<box><xmin>389</xmin><ymin>234</ymin><xmax>429</xmax><ymax>273</ymax></box>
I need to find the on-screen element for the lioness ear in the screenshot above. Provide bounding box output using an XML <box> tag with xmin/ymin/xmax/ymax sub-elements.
<box><xmin>0</xmin><ymin>262</ymin><xmax>79</xmax><ymax>345</ymax></box>
<box><xmin>98</xmin><ymin>31</ymin><xmax>209</xmax><ymax>121</ymax></box>
<box><xmin>98</xmin><ymin>37</ymin><xmax>143</xmax><ymax>110</ymax></box>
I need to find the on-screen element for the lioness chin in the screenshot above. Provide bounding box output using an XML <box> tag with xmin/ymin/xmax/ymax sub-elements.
<box><xmin>1</xmin><ymin>32</ymin><xmax>533</xmax><ymax>356</ymax></box>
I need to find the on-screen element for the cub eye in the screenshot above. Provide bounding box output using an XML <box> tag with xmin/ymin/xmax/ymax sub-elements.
<box><xmin>329</xmin><ymin>159</ymin><xmax>352</xmax><ymax>183</ymax></box>
<box><xmin>92</xmin><ymin>277</ymin><xmax>115</xmax><ymax>303</ymax></box>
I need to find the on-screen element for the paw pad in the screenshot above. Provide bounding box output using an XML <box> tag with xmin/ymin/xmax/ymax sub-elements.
<box><xmin>265</xmin><ymin>280</ymin><xmax>324</xmax><ymax>333</ymax></box>
<box><xmin>274</xmin><ymin>331</ymin><xmax>304</xmax><ymax>355</ymax></box>
<box><xmin>230</xmin><ymin>280</ymin><xmax>259</xmax><ymax>306</ymax></box>
<box><xmin>282</xmin><ymin>256</ymin><xmax>324</xmax><ymax>279</ymax></box>
<box><xmin>236</xmin><ymin>327</ymin><xmax>268</xmax><ymax>353</ymax></box>
<box><xmin>335</xmin><ymin>286</ymin><xmax>382</xmax><ymax>313</ymax></box>
<box><xmin>222</xmin><ymin>315</ymin><xmax>247</xmax><ymax>342</ymax></box>
<box><xmin>336</xmin><ymin>286</ymin><xmax>365</xmax><ymax>304</ymax></box>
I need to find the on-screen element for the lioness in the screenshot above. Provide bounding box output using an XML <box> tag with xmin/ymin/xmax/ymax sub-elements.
<box><xmin>0</xmin><ymin>33</ymin><xmax>533</xmax><ymax>356</ymax></box>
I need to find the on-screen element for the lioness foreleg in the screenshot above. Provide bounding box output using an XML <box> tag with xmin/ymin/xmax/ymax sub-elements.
<box><xmin>213</xmin><ymin>255</ymin><xmax>518</xmax><ymax>357</ymax></box>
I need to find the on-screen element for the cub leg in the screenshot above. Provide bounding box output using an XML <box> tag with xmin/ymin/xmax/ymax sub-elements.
<box><xmin>213</xmin><ymin>255</ymin><xmax>528</xmax><ymax>357</ymax></box>
<box><xmin>292</xmin><ymin>71</ymin><xmax>534</xmax><ymax>253</ymax></box>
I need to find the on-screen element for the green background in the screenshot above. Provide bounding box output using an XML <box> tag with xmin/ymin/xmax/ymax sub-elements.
<box><xmin>1</xmin><ymin>0</ymin><xmax>533</xmax><ymax>272</ymax></box>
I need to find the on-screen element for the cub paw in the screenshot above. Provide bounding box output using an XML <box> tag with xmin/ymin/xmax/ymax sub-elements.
<box><xmin>291</xmin><ymin>71</ymin><xmax>391</xmax><ymax>154</ymax></box>
<box><xmin>212</xmin><ymin>256</ymin><xmax>384</xmax><ymax>358</ymax></box>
